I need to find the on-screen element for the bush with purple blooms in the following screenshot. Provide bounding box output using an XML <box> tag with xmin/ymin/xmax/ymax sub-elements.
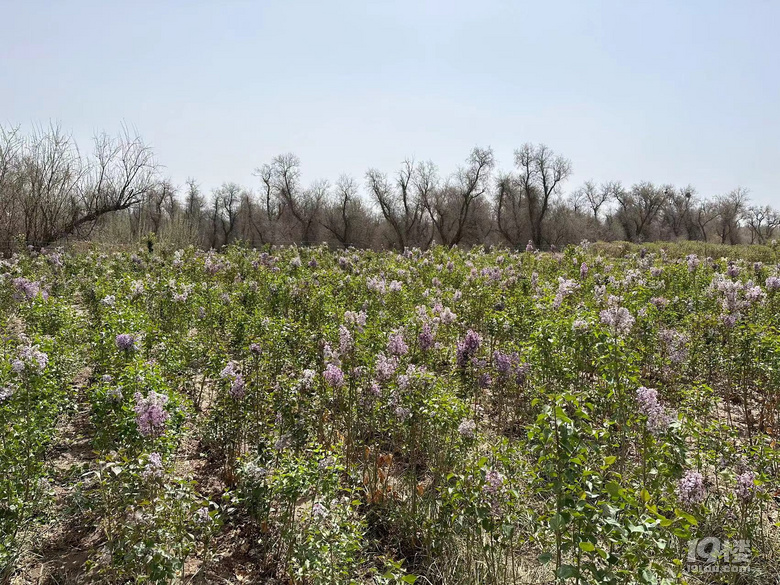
<box><xmin>2</xmin><ymin>242</ymin><xmax>779</xmax><ymax>583</ymax></box>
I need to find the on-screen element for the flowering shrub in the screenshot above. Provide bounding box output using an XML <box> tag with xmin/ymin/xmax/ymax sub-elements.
<box><xmin>2</xmin><ymin>242</ymin><xmax>779</xmax><ymax>583</ymax></box>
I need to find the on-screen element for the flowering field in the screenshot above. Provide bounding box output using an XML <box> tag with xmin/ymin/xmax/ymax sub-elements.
<box><xmin>2</xmin><ymin>242</ymin><xmax>779</xmax><ymax>584</ymax></box>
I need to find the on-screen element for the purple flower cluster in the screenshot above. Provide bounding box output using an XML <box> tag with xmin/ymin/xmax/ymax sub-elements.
<box><xmin>458</xmin><ymin>418</ymin><xmax>476</xmax><ymax>439</ymax></box>
<box><xmin>553</xmin><ymin>277</ymin><xmax>580</xmax><ymax>309</ymax></box>
<box><xmin>483</xmin><ymin>469</ymin><xmax>504</xmax><ymax>496</ymax></box>
<box><xmin>142</xmin><ymin>452</ymin><xmax>164</xmax><ymax>479</ymax></box>
<box><xmin>658</xmin><ymin>329</ymin><xmax>688</xmax><ymax>364</ymax></box>
<box><xmin>0</xmin><ymin>386</ymin><xmax>14</xmax><ymax>403</ymax></box>
<box><xmin>323</xmin><ymin>363</ymin><xmax>345</xmax><ymax>388</ymax></box>
<box><xmin>636</xmin><ymin>386</ymin><xmax>674</xmax><ymax>435</ymax></box>
<box><xmin>339</xmin><ymin>326</ymin><xmax>354</xmax><ymax>354</ymax></box>
<box><xmin>599</xmin><ymin>304</ymin><xmax>635</xmax><ymax>337</ymax></box>
<box><xmin>133</xmin><ymin>390</ymin><xmax>170</xmax><ymax>437</ymax></box>
<box><xmin>344</xmin><ymin>310</ymin><xmax>367</xmax><ymax>332</ymax></box>
<box><xmin>106</xmin><ymin>387</ymin><xmax>123</xmax><ymax>402</ymax></box>
<box><xmin>735</xmin><ymin>470</ymin><xmax>757</xmax><ymax>502</ymax></box>
<box><xmin>12</xmin><ymin>277</ymin><xmax>48</xmax><ymax>301</ymax></box>
<box><xmin>367</xmin><ymin>276</ymin><xmax>387</xmax><ymax>294</ymax></box>
<box><xmin>677</xmin><ymin>470</ymin><xmax>706</xmax><ymax>505</ymax></box>
<box><xmin>492</xmin><ymin>350</ymin><xmax>528</xmax><ymax>384</ymax></box>
<box><xmin>195</xmin><ymin>507</ymin><xmax>212</xmax><ymax>524</ymax></box>
<box><xmin>394</xmin><ymin>405</ymin><xmax>411</xmax><ymax>422</ymax></box>
<box><xmin>219</xmin><ymin>360</ymin><xmax>246</xmax><ymax>399</ymax></box>
<box><xmin>15</xmin><ymin>344</ymin><xmax>49</xmax><ymax>374</ymax></box>
<box><xmin>418</xmin><ymin>322</ymin><xmax>435</xmax><ymax>351</ymax></box>
<box><xmin>456</xmin><ymin>329</ymin><xmax>482</xmax><ymax>369</ymax></box>
<box><xmin>115</xmin><ymin>333</ymin><xmax>139</xmax><ymax>352</ymax></box>
<box><xmin>387</xmin><ymin>331</ymin><xmax>409</xmax><ymax>356</ymax></box>
<box><xmin>766</xmin><ymin>276</ymin><xmax>780</xmax><ymax>291</ymax></box>
<box><xmin>375</xmin><ymin>353</ymin><xmax>399</xmax><ymax>381</ymax></box>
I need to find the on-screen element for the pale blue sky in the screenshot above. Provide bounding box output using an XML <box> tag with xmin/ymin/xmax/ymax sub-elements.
<box><xmin>2</xmin><ymin>0</ymin><xmax>778</xmax><ymax>206</ymax></box>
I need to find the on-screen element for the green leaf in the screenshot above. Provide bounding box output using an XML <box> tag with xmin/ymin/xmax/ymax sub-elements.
<box><xmin>556</xmin><ymin>564</ymin><xmax>577</xmax><ymax>579</ymax></box>
<box><xmin>579</xmin><ymin>541</ymin><xmax>595</xmax><ymax>552</ymax></box>
<box><xmin>537</xmin><ymin>552</ymin><xmax>553</xmax><ymax>565</ymax></box>
<box><xmin>605</xmin><ymin>481</ymin><xmax>622</xmax><ymax>498</ymax></box>
<box><xmin>674</xmin><ymin>508</ymin><xmax>698</xmax><ymax>526</ymax></box>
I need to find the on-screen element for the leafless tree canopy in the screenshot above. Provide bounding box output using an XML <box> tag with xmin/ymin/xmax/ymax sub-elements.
<box><xmin>0</xmin><ymin>123</ymin><xmax>776</xmax><ymax>253</ymax></box>
<box><xmin>0</xmin><ymin>124</ymin><xmax>157</xmax><ymax>251</ymax></box>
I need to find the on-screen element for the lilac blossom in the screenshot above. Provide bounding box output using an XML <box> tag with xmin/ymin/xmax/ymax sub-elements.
<box><xmin>0</xmin><ymin>387</ymin><xmax>14</xmax><ymax>403</ymax></box>
<box><xmin>394</xmin><ymin>406</ymin><xmax>411</xmax><ymax>422</ymax></box>
<box><xmin>142</xmin><ymin>452</ymin><xmax>164</xmax><ymax>479</ymax></box>
<box><xmin>339</xmin><ymin>326</ymin><xmax>354</xmax><ymax>354</ymax></box>
<box><xmin>220</xmin><ymin>361</ymin><xmax>238</xmax><ymax>379</ymax></box>
<box><xmin>456</xmin><ymin>329</ymin><xmax>482</xmax><ymax>368</ymax></box>
<box><xmin>677</xmin><ymin>470</ymin><xmax>706</xmax><ymax>505</ymax></box>
<box><xmin>133</xmin><ymin>391</ymin><xmax>170</xmax><ymax>438</ymax></box>
<box><xmin>553</xmin><ymin>277</ymin><xmax>580</xmax><ymax>308</ymax></box>
<box><xmin>230</xmin><ymin>374</ymin><xmax>246</xmax><ymax>400</ymax></box>
<box><xmin>344</xmin><ymin>310</ymin><xmax>367</xmax><ymax>332</ymax></box>
<box><xmin>572</xmin><ymin>319</ymin><xmax>589</xmax><ymax>332</ymax></box>
<box><xmin>735</xmin><ymin>470</ymin><xmax>757</xmax><ymax>502</ymax></box>
<box><xmin>12</xmin><ymin>277</ymin><xmax>48</xmax><ymax>301</ymax></box>
<box><xmin>599</xmin><ymin>303</ymin><xmax>635</xmax><ymax>337</ymax></box>
<box><xmin>418</xmin><ymin>322</ymin><xmax>435</xmax><ymax>351</ymax></box>
<box><xmin>387</xmin><ymin>331</ymin><xmax>409</xmax><ymax>356</ymax></box>
<box><xmin>658</xmin><ymin>329</ymin><xmax>688</xmax><ymax>364</ymax></box>
<box><xmin>375</xmin><ymin>353</ymin><xmax>399</xmax><ymax>381</ymax></box>
<box><xmin>115</xmin><ymin>333</ymin><xmax>139</xmax><ymax>352</ymax></box>
<box><xmin>16</xmin><ymin>345</ymin><xmax>49</xmax><ymax>373</ymax></box>
<box><xmin>195</xmin><ymin>507</ymin><xmax>212</xmax><ymax>524</ymax></box>
<box><xmin>458</xmin><ymin>419</ymin><xmax>476</xmax><ymax>439</ymax></box>
<box><xmin>483</xmin><ymin>469</ymin><xmax>504</xmax><ymax>496</ymax></box>
<box><xmin>636</xmin><ymin>386</ymin><xmax>674</xmax><ymax>435</ymax></box>
<box><xmin>323</xmin><ymin>364</ymin><xmax>345</xmax><ymax>388</ymax></box>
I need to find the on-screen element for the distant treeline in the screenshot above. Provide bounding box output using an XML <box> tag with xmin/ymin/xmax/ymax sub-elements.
<box><xmin>1</xmin><ymin>124</ymin><xmax>778</xmax><ymax>254</ymax></box>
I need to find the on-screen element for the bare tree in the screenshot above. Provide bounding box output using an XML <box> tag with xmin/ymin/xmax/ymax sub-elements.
<box><xmin>212</xmin><ymin>182</ymin><xmax>244</xmax><ymax>245</ymax></box>
<box><xmin>613</xmin><ymin>182</ymin><xmax>669</xmax><ymax>242</ymax></box>
<box><xmin>513</xmin><ymin>143</ymin><xmax>572</xmax><ymax>247</ymax></box>
<box><xmin>714</xmin><ymin>188</ymin><xmax>748</xmax><ymax>244</ymax></box>
<box><xmin>661</xmin><ymin>186</ymin><xmax>697</xmax><ymax>240</ymax></box>
<box><xmin>261</xmin><ymin>154</ymin><xmax>325</xmax><ymax>245</ymax></box>
<box><xmin>693</xmin><ymin>200</ymin><xmax>720</xmax><ymax>243</ymax></box>
<box><xmin>494</xmin><ymin>173</ymin><xmax>528</xmax><ymax>247</ymax></box>
<box><xmin>0</xmin><ymin>124</ymin><xmax>158</xmax><ymax>250</ymax></box>
<box><xmin>366</xmin><ymin>159</ymin><xmax>432</xmax><ymax>250</ymax></box>
<box><xmin>63</xmin><ymin>127</ymin><xmax>158</xmax><ymax>242</ymax></box>
<box><xmin>745</xmin><ymin>205</ymin><xmax>780</xmax><ymax>244</ymax></box>
<box><xmin>422</xmin><ymin>147</ymin><xmax>493</xmax><ymax>246</ymax></box>
<box><xmin>322</xmin><ymin>175</ymin><xmax>361</xmax><ymax>247</ymax></box>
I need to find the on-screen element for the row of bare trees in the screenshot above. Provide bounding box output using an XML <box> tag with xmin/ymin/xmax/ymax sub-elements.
<box><xmin>1</xmin><ymin>124</ymin><xmax>777</xmax><ymax>253</ymax></box>
<box><xmin>0</xmin><ymin>124</ymin><xmax>156</xmax><ymax>252</ymax></box>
